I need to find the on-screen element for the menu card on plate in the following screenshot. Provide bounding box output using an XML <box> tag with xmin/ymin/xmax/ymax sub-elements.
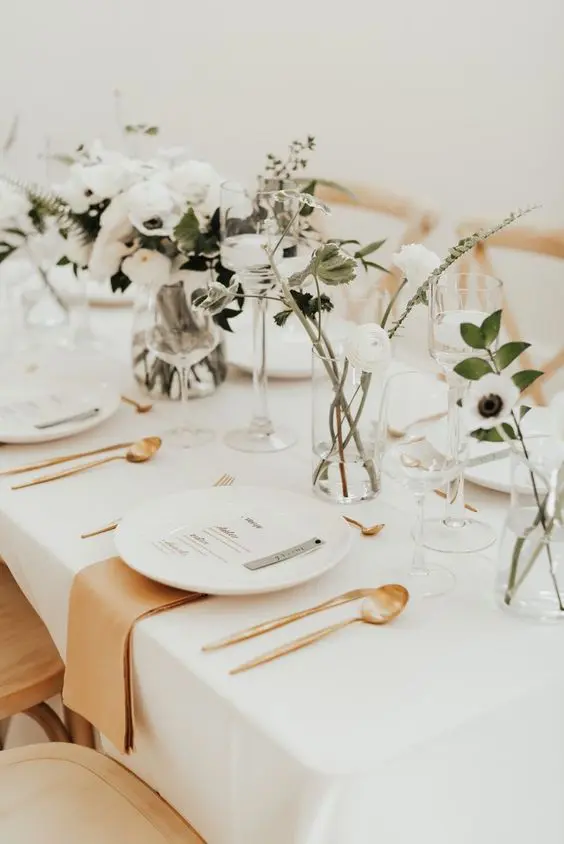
<box><xmin>152</xmin><ymin>511</ymin><xmax>325</xmax><ymax>571</ymax></box>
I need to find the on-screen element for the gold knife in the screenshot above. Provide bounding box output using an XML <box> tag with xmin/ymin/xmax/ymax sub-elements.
<box><xmin>0</xmin><ymin>441</ymin><xmax>133</xmax><ymax>477</ymax></box>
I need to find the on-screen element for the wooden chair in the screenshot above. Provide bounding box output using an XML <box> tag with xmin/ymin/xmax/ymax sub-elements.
<box><xmin>456</xmin><ymin>219</ymin><xmax>564</xmax><ymax>405</ymax></box>
<box><xmin>316</xmin><ymin>182</ymin><xmax>439</xmax><ymax>313</ymax></box>
<box><xmin>0</xmin><ymin>743</ymin><xmax>204</xmax><ymax>842</ymax></box>
<box><xmin>0</xmin><ymin>562</ymin><xmax>69</xmax><ymax>747</ymax></box>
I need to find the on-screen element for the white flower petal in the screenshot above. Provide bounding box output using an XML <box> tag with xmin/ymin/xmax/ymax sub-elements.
<box><xmin>462</xmin><ymin>372</ymin><xmax>520</xmax><ymax>431</ymax></box>
<box><xmin>344</xmin><ymin>323</ymin><xmax>391</xmax><ymax>374</ymax></box>
<box><xmin>392</xmin><ymin>244</ymin><xmax>441</xmax><ymax>288</ymax></box>
<box><xmin>122</xmin><ymin>249</ymin><xmax>172</xmax><ymax>289</ymax></box>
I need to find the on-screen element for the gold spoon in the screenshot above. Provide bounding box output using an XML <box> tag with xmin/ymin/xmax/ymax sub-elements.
<box><xmin>12</xmin><ymin>437</ymin><xmax>161</xmax><ymax>490</ymax></box>
<box><xmin>342</xmin><ymin>516</ymin><xmax>385</xmax><ymax>537</ymax></box>
<box><xmin>203</xmin><ymin>586</ymin><xmax>396</xmax><ymax>652</ymax></box>
<box><xmin>387</xmin><ymin>410</ymin><xmax>447</xmax><ymax>439</ymax></box>
<box><xmin>121</xmin><ymin>395</ymin><xmax>153</xmax><ymax>413</ymax></box>
<box><xmin>230</xmin><ymin>584</ymin><xmax>409</xmax><ymax>674</ymax></box>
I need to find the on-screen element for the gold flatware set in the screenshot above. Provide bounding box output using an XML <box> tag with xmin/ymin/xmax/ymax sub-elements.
<box><xmin>203</xmin><ymin>584</ymin><xmax>409</xmax><ymax>674</ymax></box>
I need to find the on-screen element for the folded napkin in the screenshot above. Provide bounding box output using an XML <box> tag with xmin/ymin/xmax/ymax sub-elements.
<box><xmin>63</xmin><ymin>556</ymin><xmax>204</xmax><ymax>754</ymax></box>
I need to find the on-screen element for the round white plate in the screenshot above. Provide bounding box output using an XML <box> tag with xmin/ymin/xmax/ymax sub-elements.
<box><xmin>0</xmin><ymin>356</ymin><xmax>121</xmax><ymax>444</ymax></box>
<box><xmin>115</xmin><ymin>486</ymin><xmax>354</xmax><ymax>596</ymax></box>
<box><xmin>429</xmin><ymin>407</ymin><xmax>551</xmax><ymax>494</ymax></box>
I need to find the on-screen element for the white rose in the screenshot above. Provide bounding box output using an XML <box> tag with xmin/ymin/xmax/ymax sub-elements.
<box><xmin>0</xmin><ymin>182</ymin><xmax>31</xmax><ymax>222</ymax></box>
<box><xmin>88</xmin><ymin>197</ymin><xmax>138</xmax><ymax>280</ymax></box>
<box><xmin>392</xmin><ymin>244</ymin><xmax>441</xmax><ymax>288</ymax></box>
<box><xmin>122</xmin><ymin>248</ymin><xmax>171</xmax><ymax>289</ymax></box>
<box><xmin>165</xmin><ymin>161</ymin><xmax>221</xmax><ymax>211</ymax></box>
<box><xmin>344</xmin><ymin>323</ymin><xmax>392</xmax><ymax>374</ymax></box>
<box><xmin>55</xmin><ymin>165</ymin><xmax>100</xmax><ymax>214</ymax></box>
<box><xmin>88</xmin><ymin>238</ymin><xmax>134</xmax><ymax>281</ymax></box>
<box><xmin>80</xmin><ymin>161</ymin><xmax>133</xmax><ymax>200</ymax></box>
<box><xmin>125</xmin><ymin>180</ymin><xmax>179</xmax><ymax>236</ymax></box>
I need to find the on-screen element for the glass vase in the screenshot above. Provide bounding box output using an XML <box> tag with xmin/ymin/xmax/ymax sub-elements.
<box><xmin>131</xmin><ymin>276</ymin><xmax>227</xmax><ymax>400</ymax></box>
<box><xmin>312</xmin><ymin>349</ymin><xmax>382</xmax><ymax>504</ymax></box>
<box><xmin>497</xmin><ymin>439</ymin><xmax>564</xmax><ymax>621</ymax></box>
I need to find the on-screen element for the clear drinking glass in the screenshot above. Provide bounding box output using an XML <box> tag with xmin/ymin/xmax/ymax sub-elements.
<box><xmin>145</xmin><ymin>276</ymin><xmax>216</xmax><ymax>448</ymax></box>
<box><xmin>428</xmin><ymin>273</ymin><xmax>503</xmax><ymax>553</ymax></box>
<box><xmin>378</xmin><ymin>371</ymin><xmax>457</xmax><ymax>597</ymax></box>
<box><xmin>220</xmin><ymin>179</ymin><xmax>299</xmax><ymax>453</ymax></box>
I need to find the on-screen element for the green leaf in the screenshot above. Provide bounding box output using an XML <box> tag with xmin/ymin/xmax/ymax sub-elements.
<box><xmin>273</xmin><ymin>308</ymin><xmax>293</xmax><ymax>327</ymax></box>
<box><xmin>453</xmin><ymin>357</ymin><xmax>493</xmax><ymax>380</ymax></box>
<box><xmin>173</xmin><ymin>208</ymin><xmax>200</xmax><ymax>254</ymax></box>
<box><xmin>471</xmin><ymin>422</ymin><xmax>516</xmax><ymax>442</ymax></box>
<box><xmin>519</xmin><ymin>405</ymin><xmax>532</xmax><ymax>420</ymax></box>
<box><xmin>512</xmin><ymin>369</ymin><xmax>543</xmax><ymax>392</ymax></box>
<box><xmin>480</xmin><ymin>310</ymin><xmax>502</xmax><ymax>346</ymax></box>
<box><xmin>360</xmin><ymin>259</ymin><xmax>391</xmax><ymax>274</ymax></box>
<box><xmin>460</xmin><ymin>322</ymin><xmax>486</xmax><ymax>349</ymax></box>
<box><xmin>355</xmin><ymin>239</ymin><xmax>386</xmax><ymax>259</ymax></box>
<box><xmin>145</xmin><ymin>126</ymin><xmax>159</xmax><ymax>136</ymax></box>
<box><xmin>494</xmin><ymin>341</ymin><xmax>531</xmax><ymax>370</ymax></box>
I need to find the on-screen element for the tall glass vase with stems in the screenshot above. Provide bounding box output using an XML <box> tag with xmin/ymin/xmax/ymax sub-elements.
<box><xmin>145</xmin><ymin>276</ymin><xmax>216</xmax><ymax>448</ymax></box>
<box><xmin>378</xmin><ymin>371</ymin><xmax>457</xmax><ymax>597</ymax></box>
<box><xmin>220</xmin><ymin>179</ymin><xmax>299</xmax><ymax>452</ymax></box>
<box><xmin>427</xmin><ymin>273</ymin><xmax>503</xmax><ymax>553</ymax></box>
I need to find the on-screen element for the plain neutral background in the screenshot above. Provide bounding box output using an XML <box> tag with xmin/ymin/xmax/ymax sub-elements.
<box><xmin>1</xmin><ymin>0</ymin><xmax>563</xmax><ymax>381</ymax></box>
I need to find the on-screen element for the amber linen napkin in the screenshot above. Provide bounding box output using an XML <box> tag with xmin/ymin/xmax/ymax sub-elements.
<box><xmin>63</xmin><ymin>556</ymin><xmax>205</xmax><ymax>754</ymax></box>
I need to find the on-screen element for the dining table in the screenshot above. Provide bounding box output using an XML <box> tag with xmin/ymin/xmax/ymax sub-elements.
<box><xmin>1</xmin><ymin>307</ymin><xmax>563</xmax><ymax>844</ymax></box>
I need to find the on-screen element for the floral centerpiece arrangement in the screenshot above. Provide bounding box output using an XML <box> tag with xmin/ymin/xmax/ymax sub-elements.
<box><xmin>195</xmin><ymin>184</ymin><xmax>533</xmax><ymax>500</ymax></box>
<box><xmin>454</xmin><ymin>312</ymin><xmax>564</xmax><ymax>620</ymax></box>
<box><xmin>50</xmin><ymin>140</ymin><xmax>241</xmax><ymax>397</ymax></box>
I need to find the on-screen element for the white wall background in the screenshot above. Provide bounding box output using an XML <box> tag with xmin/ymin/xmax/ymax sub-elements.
<box><xmin>1</xmin><ymin>0</ymin><xmax>563</xmax><ymax>380</ymax></box>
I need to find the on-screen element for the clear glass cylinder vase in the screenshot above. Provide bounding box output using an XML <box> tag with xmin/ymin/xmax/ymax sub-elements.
<box><xmin>312</xmin><ymin>348</ymin><xmax>382</xmax><ymax>504</ymax></box>
<box><xmin>497</xmin><ymin>439</ymin><xmax>564</xmax><ymax>621</ymax></box>
<box><xmin>131</xmin><ymin>276</ymin><xmax>227</xmax><ymax>400</ymax></box>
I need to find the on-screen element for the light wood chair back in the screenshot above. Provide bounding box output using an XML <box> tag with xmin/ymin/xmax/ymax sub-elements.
<box><xmin>0</xmin><ymin>562</ymin><xmax>68</xmax><ymax>741</ymax></box>
<box><xmin>456</xmin><ymin>219</ymin><xmax>564</xmax><ymax>405</ymax></box>
<box><xmin>315</xmin><ymin>182</ymin><xmax>438</xmax><ymax>318</ymax></box>
<box><xmin>0</xmin><ymin>742</ymin><xmax>204</xmax><ymax>842</ymax></box>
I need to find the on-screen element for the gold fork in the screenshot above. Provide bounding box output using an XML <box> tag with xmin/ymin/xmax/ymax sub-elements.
<box><xmin>80</xmin><ymin>473</ymin><xmax>236</xmax><ymax>538</ymax></box>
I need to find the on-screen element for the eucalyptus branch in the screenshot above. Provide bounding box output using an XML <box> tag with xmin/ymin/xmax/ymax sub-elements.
<box><xmin>388</xmin><ymin>206</ymin><xmax>537</xmax><ymax>339</ymax></box>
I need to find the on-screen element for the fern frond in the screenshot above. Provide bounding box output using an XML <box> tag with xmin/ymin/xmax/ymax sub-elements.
<box><xmin>388</xmin><ymin>205</ymin><xmax>539</xmax><ymax>339</ymax></box>
<box><xmin>1</xmin><ymin>175</ymin><xmax>96</xmax><ymax>244</ymax></box>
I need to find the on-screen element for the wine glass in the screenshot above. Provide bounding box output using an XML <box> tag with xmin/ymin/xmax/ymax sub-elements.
<box><xmin>219</xmin><ymin>179</ymin><xmax>299</xmax><ymax>453</ymax></box>
<box><xmin>427</xmin><ymin>272</ymin><xmax>503</xmax><ymax>552</ymax></box>
<box><xmin>145</xmin><ymin>277</ymin><xmax>216</xmax><ymax>448</ymax></box>
<box><xmin>378</xmin><ymin>371</ymin><xmax>457</xmax><ymax>597</ymax></box>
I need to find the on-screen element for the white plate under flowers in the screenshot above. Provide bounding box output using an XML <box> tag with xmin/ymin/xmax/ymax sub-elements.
<box><xmin>428</xmin><ymin>407</ymin><xmax>552</xmax><ymax>494</ymax></box>
<box><xmin>115</xmin><ymin>486</ymin><xmax>354</xmax><ymax>595</ymax></box>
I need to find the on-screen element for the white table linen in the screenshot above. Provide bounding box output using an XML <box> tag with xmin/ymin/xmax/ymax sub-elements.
<box><xmin>1</xmin><ymin>310</ymin><xmax>564</xmax><ymax>844</ymax></box>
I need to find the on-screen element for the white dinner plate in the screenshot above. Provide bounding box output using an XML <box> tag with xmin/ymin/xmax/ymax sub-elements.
<box><xmin>0</xmin><ymin>357</ymin><xmax>121</xmax><ymax>444</ymax></box>
<box><xmin>226</xmin><ymin>315</ymin><xmax>313</xmax><ymax>379</ymax></box>
<box><xmin>428</xmin><ymin>407</ymin><xmax>551</xmax><ymax>494</ymax></box>
<box><xmin>115</xmin><ymin>486</ymin><xmax>354</xmax><ymax>595</ymax></box>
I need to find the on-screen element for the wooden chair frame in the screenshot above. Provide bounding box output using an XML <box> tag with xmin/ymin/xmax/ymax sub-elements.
<box><xmin>456</xmin><ymin>219</ymin><xmax>564</xmax><ymax>405</ymax></box>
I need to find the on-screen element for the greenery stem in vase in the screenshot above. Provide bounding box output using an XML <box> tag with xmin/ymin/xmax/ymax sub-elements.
<box><xmin>454</xmin><ymin>310</ymin><xmax>564</xmax><ymax>617</ymax></box>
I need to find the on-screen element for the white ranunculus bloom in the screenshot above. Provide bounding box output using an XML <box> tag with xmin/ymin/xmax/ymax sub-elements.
<box><xmin>88</xmin><ymin>238</ymin><xmax>134</xmax><ymax>281</ymax></box>
<box><xmin>462</xmin><ymin>373</ymin><xmax>520</xmax><ymax>431</ymax></box>
<box><xmin>548</xmin><ymin>392</ymin><xmax>564</xmax><ymax>443</ymax></box>
<box><xmin>0</xmin><ymin>182</ymin><xmax>31</xmax><ymax>222</ymax></box>
<box><xmin>80</xmin><ymin>161</ymin><xmax>133</xmax><ymax>200</ymax></box>
<box><xmin>344</xmin><ymin>323</ymin><xmax>392</xmax><ymax>374</ymax></box>
<box><xmin>125</xmin><ymin>180</ymin><xmax>179</xmax><ymax>236</ymax></box>
<box><xmin>392</xmin><ymin>243</ymin><xmax>441</xmax><ymax>288</ymax></box>
<box><xmin>122</xmin><ymin>248</ymin><xmax>172</xmax><ymax>289</ymax></box>
<box><xmin>56</xmin><ymin>165</ymin><xmax>101</xmax><ymax>214</ymax></box>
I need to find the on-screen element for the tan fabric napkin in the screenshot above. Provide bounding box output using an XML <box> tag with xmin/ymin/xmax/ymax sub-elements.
<box><xmin>63</xmin><ymin>556</ymin><xmax>204</xmax><ymax>754</ymax></box>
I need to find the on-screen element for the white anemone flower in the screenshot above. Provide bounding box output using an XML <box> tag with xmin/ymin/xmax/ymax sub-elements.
<box><xmin>125</xmin><ymin>180</ymin><xmax>179</xmax><ymax>236</ymax></box>
<box><xmin>392</xmin><ymin>243</ymin><xmax>441</xmax><ymax>288</ymax></box>
<box><xmin>122</xmin><ymin>249</ymin><xmax>172</xmax><ymax>289</ymax></box>
<box><xmin>462</xmin><ymin>373</ymin><xmax>520</xmax><ymax>431</ymax></box>
<box><xmin>344</xmin><ymin>323</ymin><xmax>391</xmax><ymax>374</ymax></box>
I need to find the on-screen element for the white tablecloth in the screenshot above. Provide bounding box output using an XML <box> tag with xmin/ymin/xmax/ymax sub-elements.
<box><xmin>1</xmin><ymin>310</ymin><xmax>564</xmax><ymax>844</ymax></box>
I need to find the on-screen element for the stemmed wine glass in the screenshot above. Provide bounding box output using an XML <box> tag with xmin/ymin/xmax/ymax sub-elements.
<box><xmin>427</xmin><ymin>272</ymin><xmax>503</xmax><ymax>552</ymax></box>
<box><xmin>378</xmin><ymin>371</ymin><xmax>458</xmax><ymax>597</ymax></box>
<box><xmin>219</xmin><ymin>180</ymin><xmax>299</xmax><ymax>453</ymax></box>
<box><xmin>145</xmin><ymin>277</ymin><xmax>217</xmax><ymax>448</ymax></box>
